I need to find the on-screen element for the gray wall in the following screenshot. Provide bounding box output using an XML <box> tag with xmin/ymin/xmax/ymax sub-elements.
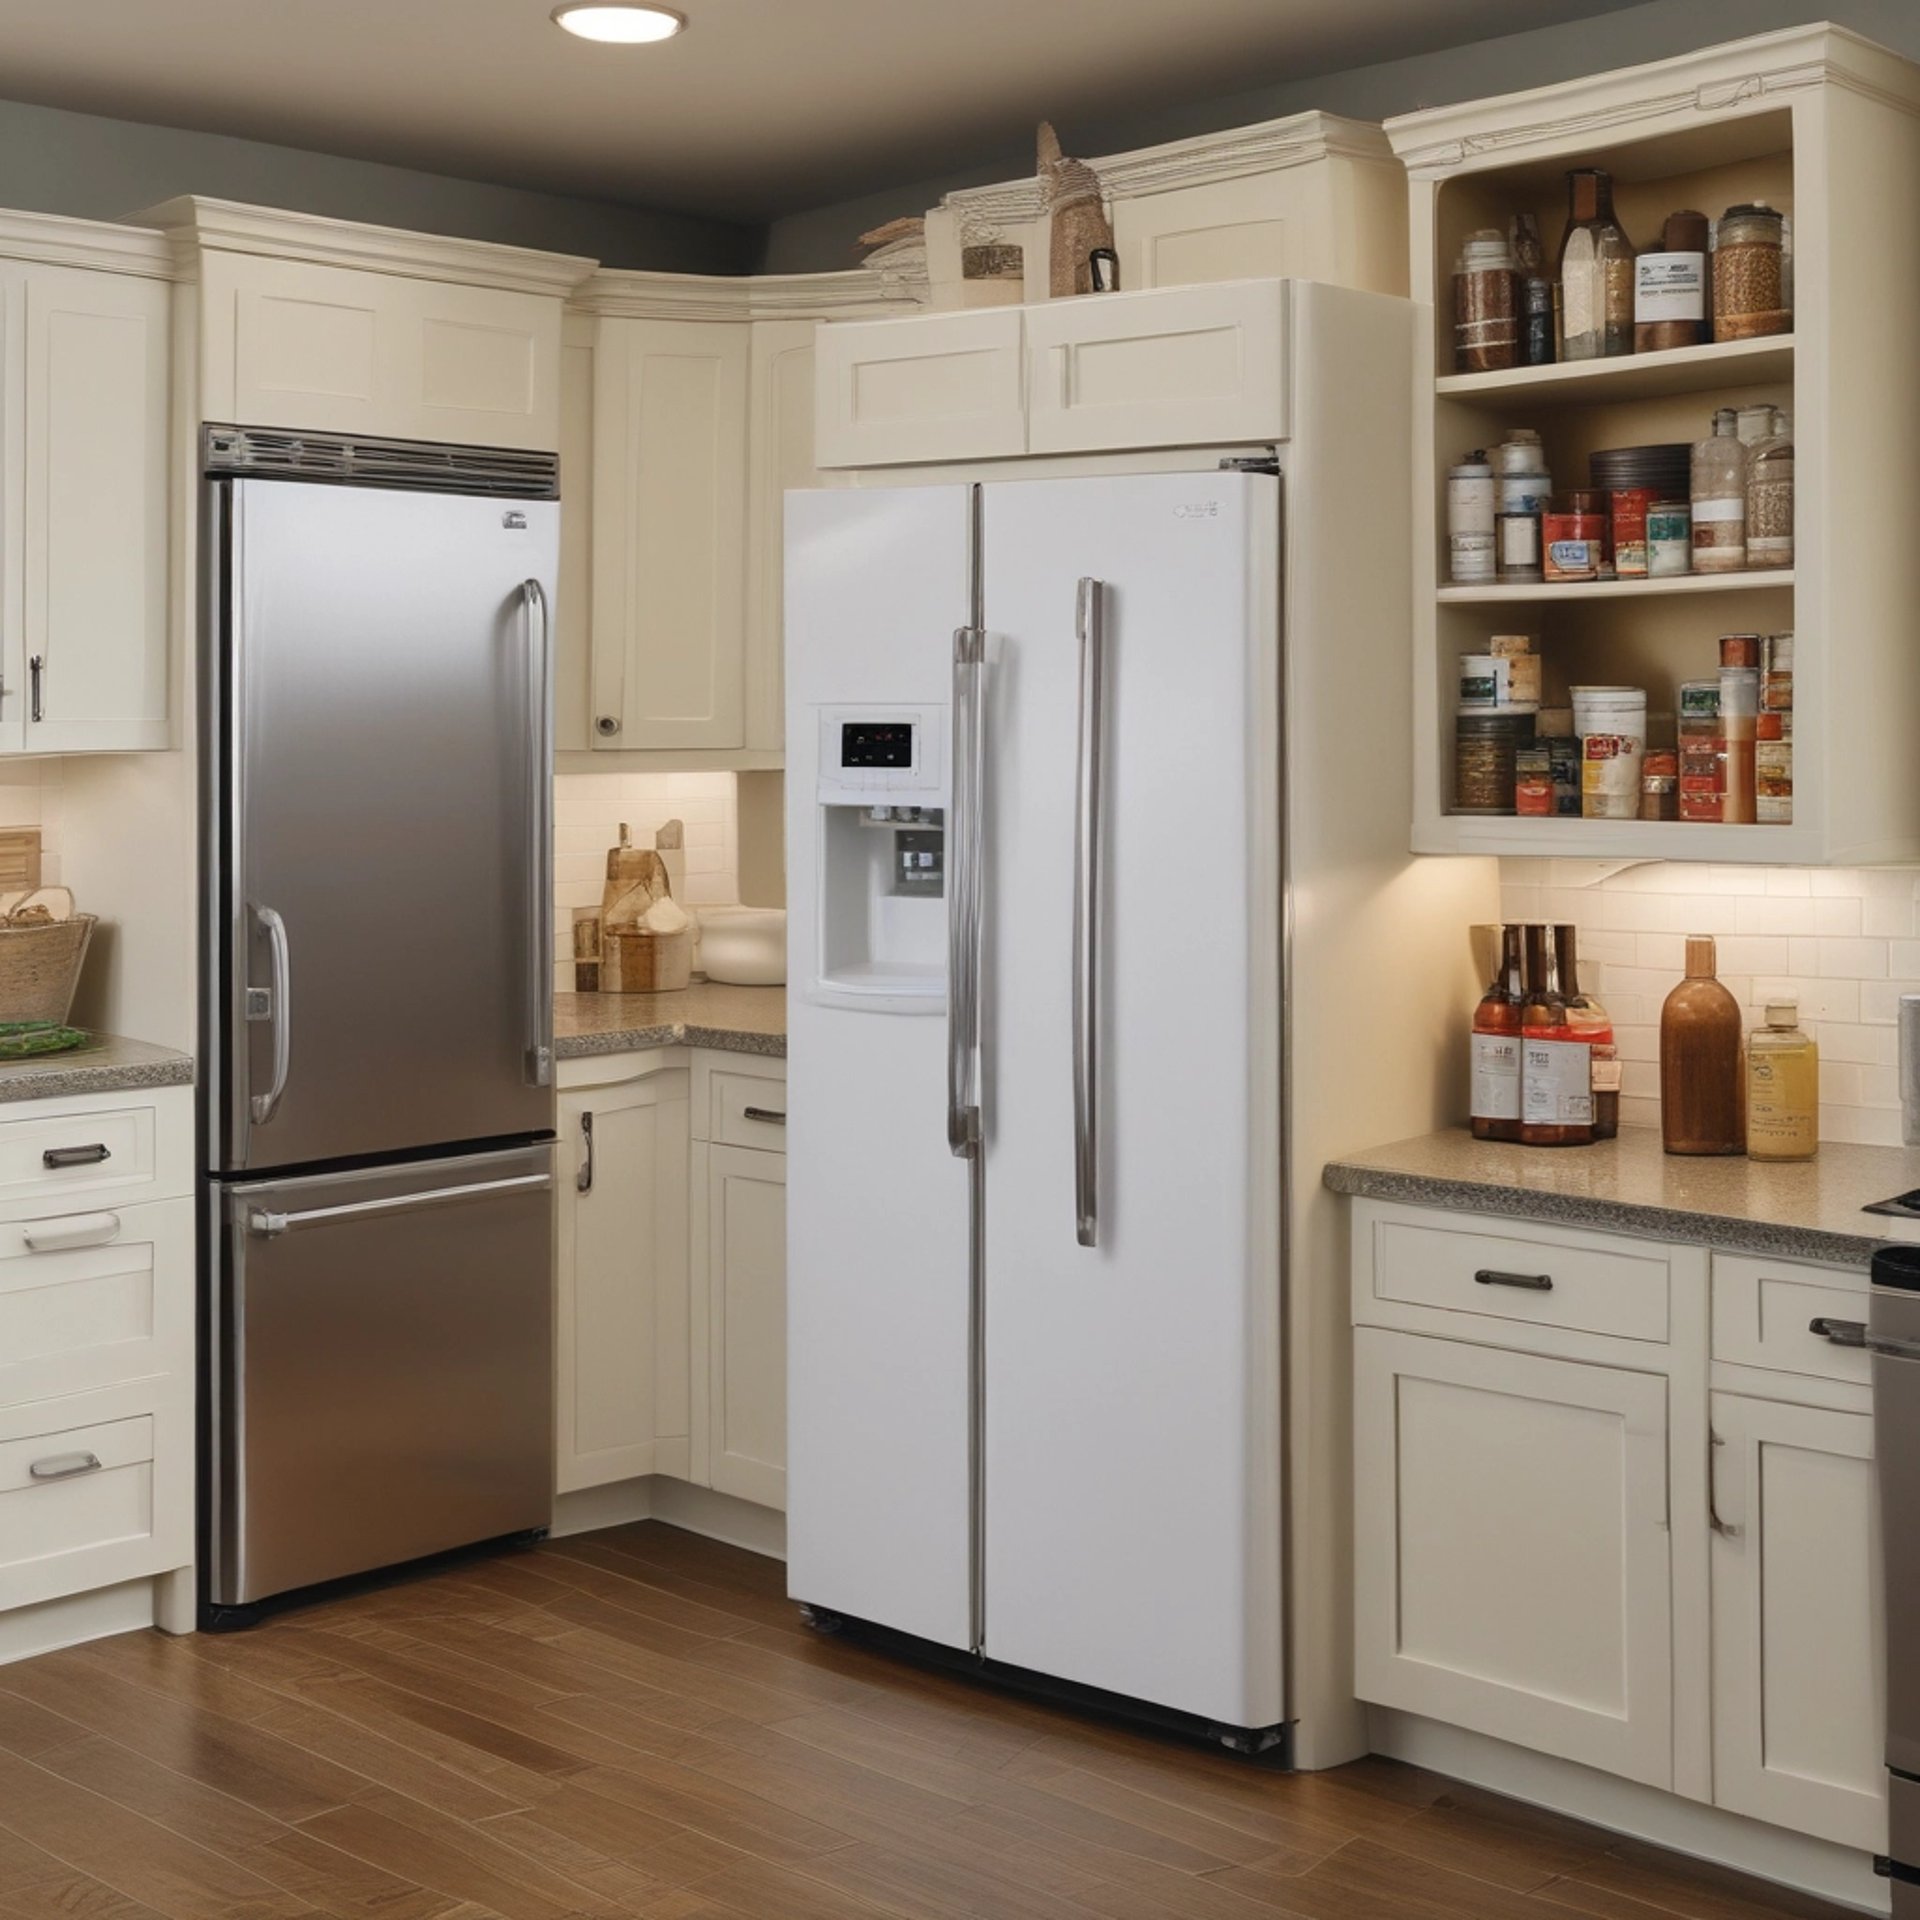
<box><xmin>760</xmin><ymin>0</ymin><xmax>1920</xmax><ymax>272</ymax></box>
<box><xmin>0</xmin><ymin>93</ymin><xmax>756</xmax><ymax>272</ymax></box>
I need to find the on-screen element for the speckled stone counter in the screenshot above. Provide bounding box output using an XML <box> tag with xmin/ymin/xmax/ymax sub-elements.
<box><xmin>555</xmin><ymin>985</ymin><xmax>785</xmax><ymax>1061</ymax></box>
<box><xmin>0</xmin><ymin>1034</ymin><xmax>194</xmax><ymax>1105</ymax></box>
<box><xmin>1326</xmin><ymin>1125</ymin><xmax>1920</xmax><ymax>1268</ymax></box>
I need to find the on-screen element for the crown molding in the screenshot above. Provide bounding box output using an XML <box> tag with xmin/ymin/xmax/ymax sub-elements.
<box><xmin>129</xmin><ymin>196</ymin><xmax>598</xmax><ymax>296</ymax></box>
<box><xmin>0</xmin><ymin>207</ymin><xmax>174</xmax><ymax>279</ymax></box>
<box><xmin>1385</xmin><ymin>24</ymin><xmax>1920</xmax><ymax>179</ymax></box>
<box><xmin>936</xmin><ymin>107</ymin><xmax>1396</xmax><ymax>231</ymax></box>
<box><xmin>571</xmin><ymin>264</ymin><xmax>912</xmax><ymax>321</ymax></box>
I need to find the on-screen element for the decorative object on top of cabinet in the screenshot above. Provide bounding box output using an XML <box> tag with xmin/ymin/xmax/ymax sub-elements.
<box><xmin>858</xmin><ymin>217</ymin><xmax>935</xmax><ymax>308</ymax></box>
<box><xmin>1661</xmin><ymin>935</ymin><xmax>1744</xmax><ymax>1156</ymax></box>
<box><xmin>1037</xmin><ymin>122</ymin><xmax>1115</xmax><ymax>300</ymax></box>
<box><xmin>0</xmin><ymin>890</ymin><xmax>95</xmax><ymax>1025</ymax></box>
<box><xmin>1557</xmin><ymin>168</ymin><xmax>1635</xmax><ymax>361</ymax></box>
<box><xmin>1392</xmin><ymin>26</ymin><xmax>1920</xmax><ymax>865</ymax></box>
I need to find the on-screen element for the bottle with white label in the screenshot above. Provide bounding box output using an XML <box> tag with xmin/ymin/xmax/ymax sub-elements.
<box><xmin>1691</xmin><ymin>408</ymin><xmax>1748</xmax><ymax>574</ymax></box>
<box><xmin>1635</xmin><ymin>209</ymin><xmax>1710</xmax><ymax>351</ymax></box>
<box><xmin>1471</xmin><ymin>924</ymin><xmax>1524</xmax><ymax>1142</ymax></box>
<box><xmin>1520</xmin><ymin>923</ymin><xmax>1594</xmax><ymax>1146</ymax></box>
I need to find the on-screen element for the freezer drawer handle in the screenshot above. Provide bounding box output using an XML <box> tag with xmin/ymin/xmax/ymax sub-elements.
<box><xmin>29</xmin><ymin>1451</ymin><xmax>102</xmax><ymax>1482</ymax></box>
<box><xmin>42</xmin><ymin>1142</ymin><xmax>111</xmax><ymax>1169</ymax></box>
<box><xmin>251</xmin><ymin>904</ymin><xmax>293</xmax><ymax>1124</ymax></box>
<box><xmin>523</xmin><ymin>579</ymin><xmax>555</xmax><ymax>1089</ymax></box>
<box><xmin>247</xmin><ymin>1170</ymin><xmax>552</xmax><ymax>1238</ymax></box>
<box><xmin>743</xmin><ymin>1106</ymin><xmax>786</xmax><ymax>1126</ymax></box>
<box><xmin>1810</xmin><ymin>1315</ymin><xmax>1868</xmax><ymax>1347</ymax></box>
<box><xmin>22</xmin><ymin>1212</ymin><xmax>122</xmax><ymax>1253</ymax></box>
<box><xmin>1072</xmin><ymin>576</ymin><xmax>1106</xmax><ymax>1250</ymax></box>
<box><xmin>1475</xmin><ymin>1268</ymin><xmax>1554</xmax><ymax>1291</ymax></box>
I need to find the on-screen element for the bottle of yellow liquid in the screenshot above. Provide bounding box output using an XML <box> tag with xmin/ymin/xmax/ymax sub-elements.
<box><xmin>1746</xmin><ymin>999</ymin><xmax>1818</xmax><ymax>1161</ymax></box>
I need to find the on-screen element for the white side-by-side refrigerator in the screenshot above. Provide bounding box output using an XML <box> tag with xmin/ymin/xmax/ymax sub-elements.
<box><xmin>785</xmin><ymin>281</ymin><xmax>1493</xmax><ymax>1760</ymax></box>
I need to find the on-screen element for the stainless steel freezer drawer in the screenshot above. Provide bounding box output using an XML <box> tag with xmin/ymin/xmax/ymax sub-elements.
<box><xmin>209</xmin><ymin>1142</ymin><xmax>554</xmax><ymax>1608</ymax></box>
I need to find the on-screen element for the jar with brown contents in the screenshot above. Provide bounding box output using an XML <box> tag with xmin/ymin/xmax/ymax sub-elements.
<box><xmin>1713</xmin><ymin>203</ymin><xmax>1789</xmax><ymax>341</ymax></box>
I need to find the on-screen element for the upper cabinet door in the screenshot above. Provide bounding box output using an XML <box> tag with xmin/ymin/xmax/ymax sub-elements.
<box><xmin>744</xmin><ymin>318</ymin><xmax>821</xmax><ymax>754</ymax></box>
<box><xmin>590</xmin><ymin>317</ymin><xmax>748</xmax><ymax>751</ymax></box>
<box><xmin>19</xmin><ymin>266</ymin><xmax>170</xmax><ymax>754</ymax></box>
<box><xmin>814</xmin><ymin>307</ymin><xmax>1026</xmax><ymax>468</ymax></box>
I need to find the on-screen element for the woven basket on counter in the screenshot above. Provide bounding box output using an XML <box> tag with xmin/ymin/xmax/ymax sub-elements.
<box><xmin>0</xmin><ymin>890</ymin><xmax>96</xmax><ymax>1024</ymax></box>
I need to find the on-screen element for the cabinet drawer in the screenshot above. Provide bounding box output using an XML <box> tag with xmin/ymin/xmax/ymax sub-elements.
<box><xmin>0</xmin><ymin>1402</ymin><xmax>190</xmax><ymax>1612</ymax></box>
<box><xmin>709</xmin><ymin>1069</ymin><xmax>788</xmax><ymax>1152</ymax></box>
<box><xmin>1712</xmin><ymin>1252</ymin><xmax>1869</xmax><ymax>1386</ymax></box>
<box><xmin>0</xmin><ymin>1101</ymin><xmax>166</xmax><ymax>1216</ymax></box>
<box><xmin>1363</xmin><ymin>1212</ymin><xmax>1670</xmax><ymax>1344</ymax></box>
<box><xmin>814</xmin><ymin>308</ymin><xmax>1026</xmax><ymax>468</ymax></box>
<box><xmin>1024</xmin><ymin>279</ymin><xmax>1286</xmax><ymax>455</ymax></box>
<box><xmin>0</xmin><ymin>1197</ymin><xmax>194</xmax><ymax>1411</ymax></box>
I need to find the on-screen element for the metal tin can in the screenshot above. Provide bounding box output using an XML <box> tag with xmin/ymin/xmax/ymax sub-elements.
<box><xmin>1647</xmin><ymin>498</ymin><xmax>1691</xmax><ymax>577</ymax></box>
<box><xmin>1610</xmin><ymin>487</ymin><xmax>1656</xmax><ymax>579</ymax></box>
<box><xmin>1454</xmin><ymin>709</ymin><xmax>1535</xmax><ymax>814</ymax></box>
<box><xmin>1719</xmin><ymin>632</ymin><xmax>1762</xmax><ymax>669</ymax></box>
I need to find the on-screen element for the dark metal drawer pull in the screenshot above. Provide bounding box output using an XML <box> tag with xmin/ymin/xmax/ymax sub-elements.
<box><xmin>30</xmin><ymin>1451</ymin><xmax>102</xmax><ymax>1482</ymax></box>
<box><xmin>43</xmin><ymin>1143</ymin><xmax>111</xmax><ymax>1169</ymax></box>
<box><xmin>1810</xmin><ymin>1316</ymin><xmax>1868</xmax><ymax>1348</ymax></box>
<box><xmin>743</xmin><ymin>1107</ymin><xmax>786</xmax><ymax>1126</ymax></box>
<box><xmin>1475</xmin><ymin>1268</ymin><xmax>1553</xmax><ymax>1292</ymax></box>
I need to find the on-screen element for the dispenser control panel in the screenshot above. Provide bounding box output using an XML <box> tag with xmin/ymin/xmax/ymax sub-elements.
<box><xmin>816</xmin><ymin>704</ymin><xmax>943</xmax><ymax>803</ymax></box>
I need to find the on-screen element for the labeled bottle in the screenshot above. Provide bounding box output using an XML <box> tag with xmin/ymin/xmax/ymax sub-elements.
<box><xmin>1660</xmin><ymin>935</ymin><xmax>1745</xmax><ymax>1155</ymax></box>
<box><xmin>1747</xmin><ymin>999</ymin><xmax>1819</xmax><ymax>1161</ymax></box>
<box><xmin>1691</xmin><ymin>408</ymin><xmax>1748</xmax><ymax>574</ymax></box>
<box><xmin>1556</xmin><ymin>924</ymin><xmax>1619</xmax><ymax>1140</ymax></box>
<box><xmin>1511</xmin><ymin>212</ymin><xmax>1556</xmax><ymax>366</ymax></box>
<box><xmin>1558</xmin><ymin>168</ymin><xmax>1634</xmax><ymax>361</ymax></box>
<box><xmin>1634</xmin><ymin>208</ymin><xmax>1710</xmax><ymax>351</ymax></box>
<box><xmin>1521</xmin><ymin>923</ymin><xmax>1595</xmax><ymax>1147</ymax></box>
<box><xmin>1746</xmin><ymin>409</ymin><xmax>1794</xmax><ymax>570</ymax></box>
<box><xmin>1470</xmin><ymin>924</ymin><xmax>1525</xmax><ymax>1142</ymax></box>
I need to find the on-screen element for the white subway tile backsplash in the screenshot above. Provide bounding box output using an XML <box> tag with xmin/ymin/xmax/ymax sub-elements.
<box><xmin>1500</xmin><ymin>859</ymin><xmax>1920</xmax><ymax>1137</ymax></box>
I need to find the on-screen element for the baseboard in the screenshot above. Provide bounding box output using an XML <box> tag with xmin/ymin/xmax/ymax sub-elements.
<box><xmin>1369</xmin><ymin>1708</ymin><xmax>1888</xmax><ymax>1916</ymax></box>
<box><xmin>0</xmin><ymin>1575</ymin><xmax>180</xmax><ymax>1669</ymax></box>
<box><xmin>552</xmin><ymin>1476</ymin><xmax>787</xmax><ymax>1561</ymax></box>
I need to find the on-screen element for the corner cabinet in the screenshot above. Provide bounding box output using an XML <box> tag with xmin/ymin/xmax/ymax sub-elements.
<box><xmin>561</xmin><ymin>271</ymin><xmax>902</xmax><ymax>768</ymax></box>
<box><xmin>1351</xmin><ymin>1197</ymin><xmax>1886</xmax><ymax>1870</ymax></box>
<box><xmin>0</xmin><ymin>230</ymin><xmax>174</xmax><ymax>754</ymax></box>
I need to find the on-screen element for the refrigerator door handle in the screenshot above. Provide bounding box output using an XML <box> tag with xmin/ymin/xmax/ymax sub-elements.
<box><xmin>522</xmin><ymin>579</ymin><xmax>555</xmax><ymax>1088</ymax></box>
<box><xmin>250</xmin><ymin>904</ymin><xmax>293</xmax><ymax>1125</ymax></box>
<box><xmin>948</xmin><ymin>625</ymin><xmax>986</xmax><ymax>1158</ymax></box>
<box><xmin>1072</xmin><ymin>577</ymin><xmax>1106</xmax><ymax>1249</ymax></box>
<box><xmin>247</xmin><ymin>1170</ymin><xmax>552</xmax><ymax>1238</ymax></box>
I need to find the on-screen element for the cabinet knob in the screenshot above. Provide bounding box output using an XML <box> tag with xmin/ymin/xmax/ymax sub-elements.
<box><xmin>596</xmin><ymin>715</ymin><xmax>622</xmax><ymax>737</ymax></box>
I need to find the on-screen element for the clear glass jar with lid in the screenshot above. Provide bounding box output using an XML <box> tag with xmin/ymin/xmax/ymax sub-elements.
<box><xmin>1691</xmin><ymin>408</ymin><xmax>1747</xmax><ymax>574</ymax></box>
<box><xmin>1713</xmin><ymin>203</ymin><xmax>1789</xmax><ymax>341</ymax></box>
<box><xmin>1747</xmin><ymin>410</ymin><xmax>1794</xmax><ymax>570</ymax></box>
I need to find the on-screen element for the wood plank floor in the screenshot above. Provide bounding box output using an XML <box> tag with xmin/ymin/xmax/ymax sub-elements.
<box><xmin>0</xmin><ymin>1524</ymin><xmax>1859</xmax><ymax>1919</ymax></box>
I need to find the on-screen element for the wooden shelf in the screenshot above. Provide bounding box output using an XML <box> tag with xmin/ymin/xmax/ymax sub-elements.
<box><xmin>1436</xmin><ymin>335</ymin><xmax>1793</xmax><ymax>407</ymax></box>
<box><xmin>1414</xmin><ymin>815</ymin><xmax>1821</xmax><ymax>864</ymax></box>
<box><xmin>1439</xmin><ymin>569</ymin><xmax>1794</xmax><ymax>606</ymax></box>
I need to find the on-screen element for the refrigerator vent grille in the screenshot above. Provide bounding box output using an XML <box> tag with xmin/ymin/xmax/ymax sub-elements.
<box><xmin>203</xmin><ymin>426</ymin><xmax>559</xmax><ymax>499</ymax></box>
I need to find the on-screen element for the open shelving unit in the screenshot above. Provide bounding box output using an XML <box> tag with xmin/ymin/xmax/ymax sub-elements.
<box><xmin>1387</xmin><ymin>25</ymin><xmax>1920</xmax><ymax>866</ymax></box>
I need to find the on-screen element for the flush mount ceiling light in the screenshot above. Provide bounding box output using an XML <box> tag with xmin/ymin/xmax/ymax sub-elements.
<box><xmin>551</xmin><ymin>3</ymin><xmax>686</xmax><ymax>43</ymax></box>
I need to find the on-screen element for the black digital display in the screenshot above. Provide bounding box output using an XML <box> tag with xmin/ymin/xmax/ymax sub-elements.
<box><xmin>842</xmin><ymin>721</ymin><xmax>915</xmax><ymax>769</ymax></box>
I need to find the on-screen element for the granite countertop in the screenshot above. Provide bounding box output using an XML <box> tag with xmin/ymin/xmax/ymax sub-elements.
<box><xmin>1325</xmin><ymin>1125</ymin><xmax>1920</xmax><ymax>1268</ymax></box>
<box><xmin>0</xmin><ymin>1033</ymin><xmax>195</xmax><ymax>1105</ymax></box>
<box><xmin>555</xmin><ymin>984</ymin><xmax>786</xmax><ymax>1061</ymax></box>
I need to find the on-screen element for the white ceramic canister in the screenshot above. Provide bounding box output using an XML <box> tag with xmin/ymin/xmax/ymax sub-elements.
<box><xmin>1447</xmin><ymin>454</ymin><xmax>1496</xmax><ymax>584</ymax></box>
<box><xmin>1571</xmin><ymin>685</ymin><xmax>1648</xmax><ymax>821</ymax></box>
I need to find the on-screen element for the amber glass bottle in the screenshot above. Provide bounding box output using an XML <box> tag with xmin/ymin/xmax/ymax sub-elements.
<box><xmin>1471</xmin><ymin>924</ymin><xmax>1524</xmax><ymax>1142</ymax></box>
<box><xmin>1555</xmin><ymin>924</ymin><xmax>1620</xmax><ymax>1140</ymax></box>
<box><xmin>1660</xmin><ymin>935</ymin><xmax>1745</xmax><ymax>1154</ymax></box>
<box><xmin>1521</xmin><ymin>923</ymin><xmax>1595</xmax><ymax>1146</ymax></box>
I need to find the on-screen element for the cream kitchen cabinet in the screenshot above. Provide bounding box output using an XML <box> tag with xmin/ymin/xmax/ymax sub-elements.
<box><xmin>554</xmin><ymin>1062</ymin><xmax>692</xmax><ymax>1492</ymax></box>
<box><xmin>0</xmin><ymin>228</ymin><xmax>173</xmax><ymax>755</ymax></box>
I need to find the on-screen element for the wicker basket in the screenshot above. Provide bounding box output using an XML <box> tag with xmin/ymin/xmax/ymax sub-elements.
<box><xmin>0</xmin><ymin>891</ymin><xmax>96</xmax><ymax>1024</ymax></box>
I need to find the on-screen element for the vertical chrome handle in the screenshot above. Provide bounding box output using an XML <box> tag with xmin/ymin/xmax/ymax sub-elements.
<box><xmin>251</xmin><ymin>904</ymin><xmax>292</xmax><ymax>1124</ymax></box>
<box><xmin>577</xmin><ymin>1109</ymin><xmax>595</xmax><ymax>1194</ymax></box>
<box><xmin>523</xmin><ymin>579</ymin><xmax>555</xmax><ymax>1088</ymax></box>
<box><xmin>1072</xmin><ymin>577</ymin><xmax>1106</xmax><ymax>1249</ymax></box>
<box><xmin>28</xmin><ymin>655</ymin><xmax>43</xmax><ymax>725</ymax></box>
<box><xmin>1709</xmin><ymin>1429</ymin><xmax>1742</xmax><ymax>1538</ymax></box>
<box><xmin>948</xmin><ymin>626</ymin><xmax>985</xmax><ymax>1158</ymax></box>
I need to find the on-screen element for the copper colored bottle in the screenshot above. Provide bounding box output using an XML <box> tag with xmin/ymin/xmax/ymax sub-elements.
<box><xmin>1471</xmin><ymin>924</ymin><xmax>1525</xmax><ymax>1142</ymax></box>
<box><xmin>1556</xmin><ymin>924</ymin><xmax>1620</xmax><ymax>1140</ymax></box>
<box><xmin>1660</xmin><ymin>934</ymin><xmax>1745</xmax><ymax>1154</ymax></box>
<box><xmin>1520</xmin><ymin>924</ymin><xmax>1595</xmax><ymax>1147</ymax></box>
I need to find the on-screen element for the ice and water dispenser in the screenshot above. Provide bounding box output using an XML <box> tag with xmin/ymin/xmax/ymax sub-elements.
<box><xmin>810</xmin><ymin>706</ymin><xmax>946</xmax><ymax>1009</ymax></box>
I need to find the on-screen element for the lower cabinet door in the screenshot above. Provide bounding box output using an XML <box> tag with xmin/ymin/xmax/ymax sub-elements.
<box><xmin>1354</xmin><ymin>1327</ymin><xmax>1674</xmax><ymax>1787</ymax></box>
<box><xmin>555</xmin><ymin>1074</ymin><xmax>691</xmax><ymax>1493</ymax></box>
<box><xmin>693</xmin><ymin>1142</ymin><xmax>786</xmax><ymax>1510</ymax></box>
<box><xmin>1710</xmin><ymin>1392</ymin><xmax>1886</xmax><ymax>1852</ymax></box>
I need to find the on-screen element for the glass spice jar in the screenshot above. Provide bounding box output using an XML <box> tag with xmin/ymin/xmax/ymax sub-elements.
<box><xmin>1713</xmin><ymin>203</ymin><xmax>1790</xmax><ymax>341</ymax></box>
<box><xmin>1558</xmin><ymin>168</ymin><xmax>1635</xmax><ymax>361</ymax></box>
<box><xmin>1747</xmin><ymin>410</ymin><xmax>1794</xmax><ymax>569</ymax></box>
<box><xmin>1453</xmin><ymin>229</ymin><xmax>1520</xmax><ymax>372</ymax></box>
<box><xmin>1691</xmin><ymin>408</ymin><xmax>1748</xmax><ymax>573</ymax></box>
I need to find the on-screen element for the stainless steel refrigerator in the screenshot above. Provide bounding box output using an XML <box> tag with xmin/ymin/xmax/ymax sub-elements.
<box><xmin>200</xmin><ymin>427</ymin><xmax>559</xmax><ymax>1626</ymax></box>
